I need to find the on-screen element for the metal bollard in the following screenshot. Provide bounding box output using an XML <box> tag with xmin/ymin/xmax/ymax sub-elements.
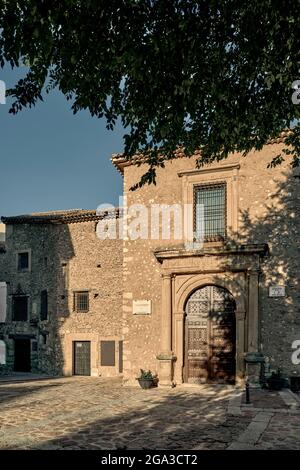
<box><xmin>245</xmin><ymin>381</ymin><xmax>250</xmax><ymax>404</ymax></box>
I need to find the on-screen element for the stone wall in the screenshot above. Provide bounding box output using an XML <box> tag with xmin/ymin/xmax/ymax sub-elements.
<box><xmin>0</xmin><ymin>218</ymin><xmax>123</xmax><ymax>376</ymax></box>
<box><xmin>121</xmin><ymin>143</ymin><xmax>300</xmax><ymax>383</ymax></box>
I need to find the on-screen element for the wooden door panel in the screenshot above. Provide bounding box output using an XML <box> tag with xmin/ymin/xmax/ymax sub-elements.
<box><xmin>186</xmin><ymin>285</ymin><xmax>236</xmax><ymax>384</ymax></box>
<box><xmin>187</xmin><ymin>325</ymin><xmax>208</xmax><ymax>383</ymax></box>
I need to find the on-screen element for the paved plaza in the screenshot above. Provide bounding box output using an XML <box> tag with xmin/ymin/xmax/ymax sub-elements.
<box><xmin>0</xmin><ymin>376</ymin><xmax>299</xmax><ymax>450</ymax></box>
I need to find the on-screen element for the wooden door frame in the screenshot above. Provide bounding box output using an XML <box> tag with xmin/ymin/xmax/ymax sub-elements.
<box><xmin>73</xmin><ymin>340</ymin><xmax>91</xmax><ymax>376</ymax></box>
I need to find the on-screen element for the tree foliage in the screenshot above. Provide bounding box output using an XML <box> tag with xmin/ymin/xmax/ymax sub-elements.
<box><xmin>1</xmin><ymin>0</ymin><xmax>300</xmax><ymax>186</ymax></box>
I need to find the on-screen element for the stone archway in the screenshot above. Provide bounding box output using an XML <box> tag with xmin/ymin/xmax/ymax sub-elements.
<box><xmin>155</xmin><ymin>247</ymin><xmax>264</xmax><ymax>387</ymax></box>
<box><xmin>171</xmin><ymin>273</ymin><xmax>247</xmax><ymax>386</ymax></box>
<box><xmin>184</xmin><ymin>285</ymin><xmax>236</xmax><ymax>384</ymax></box>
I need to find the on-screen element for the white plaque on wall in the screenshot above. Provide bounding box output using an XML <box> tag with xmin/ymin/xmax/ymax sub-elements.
<box><xmin>133</xmin><ymin>300</ymin><xmax>152</xmax><ymax>315</ymax></box>
<box><xmin>269</xmin><ymin>286</ymin><xmax>286</xmax><ymax>297</ymax></box>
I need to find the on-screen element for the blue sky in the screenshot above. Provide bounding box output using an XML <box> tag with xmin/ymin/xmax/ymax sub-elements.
<box><xmin>0</xmin><ymin>67</ymin><xmax>124</xmax><ymax>218</ymax></box>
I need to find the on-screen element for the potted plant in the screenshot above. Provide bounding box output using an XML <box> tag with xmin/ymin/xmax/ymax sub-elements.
<box><xmin>136</xmin><ymin>369</ymin><xmax>154</xmax><ymax>389</ymax></box>
<box><xmin>267</xmin><ymin>368</ymin><xmax>286</xmax><ymax>391</ymax></box>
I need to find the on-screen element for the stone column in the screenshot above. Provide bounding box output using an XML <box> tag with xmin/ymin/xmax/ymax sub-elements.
<box><xmin>161</xmin><ymin>273</ymin><xmax>172</xmax><ymax>354</ymax></box>
<box><xmin>157</xmin><ymin>273</ymin><xmax>175</xmax><ymax>386</ymax></box>
<box><xmin>235</xmin><ymin>310</ymin><xmax>246</xmax><ymax>384</ymax></box>
<box><xmin>173</xmin><ymin>310</ymin><xmax>185</xmax><ymax>385</ymax></box>
<box><xmin>248</xmin><ymin>269</ymin><xmax>260</xmax><ymax>352</ymax></box>
<box><xmin>245</xmin><ymin>268</ymin><xmax>264</xmax><ymax>386</ymax></box>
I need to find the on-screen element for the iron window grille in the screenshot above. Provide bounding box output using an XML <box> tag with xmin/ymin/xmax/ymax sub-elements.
<box><xmin>194</xmin><ymin>182</ymin><xmax>227</xmax><ymax>242</ymax></box>
<box><xmin>12</xmin><ymin>295</ymin><xmax>28</xmax><ymax>321</ymax></box>
<box><xmin>74</xmin><ymin>291</ymin><xmax>89</xmax><ymax>313</ymax></box>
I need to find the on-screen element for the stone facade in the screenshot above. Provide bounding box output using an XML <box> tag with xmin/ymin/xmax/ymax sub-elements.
<box><xmin>0</xmin><ymin>210</ymin><xmax>123</xmax><ymax>377</ymax></box>
<box><xmin>113</xmin><ymin>139</ymin><xmax>300</xmax><ymax>386</ymax></box>
<box><xmin>1</xmin><ymin>138</ymin><xmax>300</xmax><ymax>386</ymax></box>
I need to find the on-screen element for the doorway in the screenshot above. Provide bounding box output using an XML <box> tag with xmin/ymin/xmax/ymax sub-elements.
<box><xmin>184</xmin><ymin>285</ymin><xmax>236</xmax><ymax>384</ymax></box>
<box><xmin>73</xmin><ymin>341</ymin><xmax>91</xmax><ymax>376</ymax></box>
<box><xmin>14</xmin><ymin>339</ymin><xmax>31</xmax><ymax>372</ymax></box>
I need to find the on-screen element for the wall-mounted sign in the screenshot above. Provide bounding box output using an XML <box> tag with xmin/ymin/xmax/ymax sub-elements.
<box><xmin>269</xmin><ymin>286</ymin><xmax>286</xmax><ymax>297</ymax></box>
<box><xmin>133</xmin><ymin>300</ymin><xmax>152</xmax><ymax>315</ymax></box>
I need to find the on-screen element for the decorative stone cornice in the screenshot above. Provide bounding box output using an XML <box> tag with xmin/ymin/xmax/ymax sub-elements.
<box><xmin>247</xmin><ymin>267</ymin><xmax>262</xmax><ymax>277</ymax></box>
<box><xmin>154</xmin><ymin>243</ymin><xmax>269</xmax><ymax>264</ymax></box>
<box><xmin>161</xmin><ymin>273</ymin><xmax>172</xmax><ymax>279</ymax></box>
<box><xmin>177</xmin><ymin>163</ymin><xmax>240</xmax><ymax>178</ymax></box>
<box><xmin>156</xmin><ymin>353</ymin><xmax>177</xmax><ymax>361</ymax></box>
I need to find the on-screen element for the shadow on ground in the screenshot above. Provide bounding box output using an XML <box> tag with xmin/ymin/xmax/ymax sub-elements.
<box><xmin>0</xmin><ymin>380</ymin><xmax>251</xmax><ymax>450</ymax></box>
<box><xmin>0</xmin><ymin>382</ymin><xmax>64</xmax><ymax>406</ymax></box>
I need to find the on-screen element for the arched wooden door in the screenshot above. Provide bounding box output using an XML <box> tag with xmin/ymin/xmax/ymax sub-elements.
<box><xmin>184</xmin><ymin>285</ymin><xmax>236</xmax><ymax>384</ymax></box>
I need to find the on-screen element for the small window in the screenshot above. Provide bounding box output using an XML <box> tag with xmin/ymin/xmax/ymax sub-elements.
<box><xmin>12</xmin><ymin>296</ymin><xmax>28</xmax><ymax>321</ymax></box>
<box><xmin>18</xmin><ymin>252</ymin><xmax>29</xmax><ymax>271</ymax></box>
<box><xmin>73</xmin><ymin>291</ymin><xmax>89</xmax><ymax>313</ymax></box>
<box><xmin>40</xmin><ymin>290</ymin><xmax>48</xmax><ymax>321</ymax></box>
<box><xmin>194</xmin><ymin>182</ymin><xmax>226</xmax><ymax>242</ymax></box>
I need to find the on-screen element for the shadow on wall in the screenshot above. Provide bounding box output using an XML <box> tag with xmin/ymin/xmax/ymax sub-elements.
<box><xmin>213</xmin><ymin>169</ymin><xmax>300</xmax><ymax>377</ymax></box>
<box><xmin>44</xmin><ymin>223</ymin><xmax>76</xmax><ymax>376</ymax></box>
<box><xmin>0</xmin><ymin>222</ymin><xmax>75</xmax><ymax>376</ymax></box>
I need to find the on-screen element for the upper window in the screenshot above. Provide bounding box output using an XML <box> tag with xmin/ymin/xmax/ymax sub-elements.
<box><xmin>17</xmin><ymin>252</ymin><xmax>29</xmax><ymax>271</ymax></box>
<box><xmin>73</xmin><ymin>291</ymin><xmax>89</xmax><ymax>313</ymax></box>
<box><xmin>194</xmin><ymin>182</ymin><xmax>226</xmax><ymax>242</ymax></box>
<box><xmin>40</xmin><ymin>290</ymin><xmax>48</xmax><ymax>321</ymax></box>
<box><xmin>12</xmin><ymin>295</ymin><xmax>28</xmax><ymax>321</ymax></box>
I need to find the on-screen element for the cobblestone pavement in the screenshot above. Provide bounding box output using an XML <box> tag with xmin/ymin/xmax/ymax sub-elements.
<box><xmin>0</xmin><ymin>377</ymin><xmax>299</xmax><ymax>450</ymax></box>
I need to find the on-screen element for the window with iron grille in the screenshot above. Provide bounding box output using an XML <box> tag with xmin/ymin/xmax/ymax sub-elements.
<box><xmin>194</xmin><ymin>182</ymin><xmax>227</xmax><ymax>242</ymax></box>
<box><xmin>73</xmin><ymin>291</ymin><xmax>89</xmax><ymax>313</ymax></box>
<box><xmin>12</xmin><ymin>295</ymin><xmax>28</xmax><ymax>321</ymax></box>
<box><xmin>40</xmin><ymin>290</ymin><xmax>48</xmax><ymax>321</ymax></box>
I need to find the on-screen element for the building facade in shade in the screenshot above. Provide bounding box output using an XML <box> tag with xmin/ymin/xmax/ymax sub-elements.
<box><xmin>0</xmin><ymin>210</ymin><xmax>123</xmax><ymax>377</ymax></box>
<box><xmin>112</xmin><ymin>136</ymin><xmax>300</xmax><ymax>386</ymax></box>
<box><xmin>0</xmin><ymin>136</ymin><xmax>300</xmax><ymax>385</ymax></box>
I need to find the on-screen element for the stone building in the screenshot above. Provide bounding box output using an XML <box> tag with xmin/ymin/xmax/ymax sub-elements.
<box><xmin>0</xmin><ymin>136</ymin><xmax>300</xmax><ymax>386</ymax></box>
<box><xmin>0</xmin><ymin>210</ymin><xmax>123</xmax><ymax>377</ymax></box>
<box><xmin>112</xmin><ymin>136</ymin><xmax>300</xmax><ymax>386</ymax></box>
<box><xmin>0</xmin><ymin>224</ymin><xmax>6</xmax><ymax>366</ymax></box>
